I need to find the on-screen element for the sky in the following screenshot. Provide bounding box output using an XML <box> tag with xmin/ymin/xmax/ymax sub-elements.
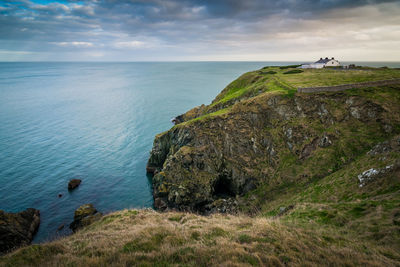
<box><xmin>0</xmin><ymin>0</ymin><xmax>399</xmax><ymax>61</ymax></box>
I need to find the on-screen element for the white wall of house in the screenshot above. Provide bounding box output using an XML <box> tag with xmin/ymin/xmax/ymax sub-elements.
<box><xmin>300</xmin><ymin>59</ymin><xmax>340</xmax><ymax>69</ymax></box>
<box><xmin>325</xmin><ymin>59</ymin><xmax>340</xmax><ymax>67</ymax></box>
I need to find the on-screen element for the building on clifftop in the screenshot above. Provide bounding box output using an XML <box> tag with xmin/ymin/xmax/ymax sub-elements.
<box><xmin>300</xmin><ymin>57</ymin><xmax>341</xmax><ymax>69</ymax></box>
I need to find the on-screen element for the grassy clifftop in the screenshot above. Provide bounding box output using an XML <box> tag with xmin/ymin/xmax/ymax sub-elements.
<box><xmin>169</xmin><ymin>66</ymin><xmax>400</xmax><ymax>125</ymax></box>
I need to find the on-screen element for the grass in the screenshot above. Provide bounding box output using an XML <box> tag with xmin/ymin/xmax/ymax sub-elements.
<box><xmin>283</xmin><ymin>69</ymin><xmax>303</xmax><ymax>74</ymax></box>
<box><xmin>279</xmin><ymin>68</ymin><xmax>400</xmax><ymax>87</ymax></box>
<box><xmin>196</xmin><ymin>66</ymin><xmax>400</xmax><ymax>121</ymax></box>
<box><xmin>2</xmin><ymin>209</ymin><xmax>399</xmax><ymax>266</ymax></box>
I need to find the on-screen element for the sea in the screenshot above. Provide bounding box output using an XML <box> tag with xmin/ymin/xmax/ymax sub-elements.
<box><xmin>0</xmin><ymin>61</ymin><xmax>399</xmax><ymax>242</ymax></box>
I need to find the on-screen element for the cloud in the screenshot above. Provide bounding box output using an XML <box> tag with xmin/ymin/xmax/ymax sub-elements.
<box><xmin>113</xmin><ymin>41</ymin><xmax>146</xmax><ymax>49</ymax></box>
<box><xmin>53</xmin><ymin>41</ymin><xmax>94</xmax><ymax>47</ymax></box>
<box><xmin>0</xmin><ymin>0</ymin><xmax>399</xmax><ymax>61</ymax></box>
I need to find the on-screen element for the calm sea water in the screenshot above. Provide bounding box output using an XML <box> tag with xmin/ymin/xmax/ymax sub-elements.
<box><xmin>0</xmin><ymin>61</ymin><xmax>399</xmax><ymax>242</ymax></box>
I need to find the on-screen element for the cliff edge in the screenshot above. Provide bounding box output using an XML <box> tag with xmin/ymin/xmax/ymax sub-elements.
<box><xmin>147</xmin><ymin>66</ymin><xmax>400</xmax><ymax>214</ymax></box>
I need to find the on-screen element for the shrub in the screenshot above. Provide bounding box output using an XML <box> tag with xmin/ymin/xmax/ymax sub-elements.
<box><xmin>259</xmin><ymin>70</ymin><xmax>277</xmax><ymax>75</ymax></box>
<box><xmin>283</xmin><ymin>69</ymin><xmax>303</xmax><ymax>74</ymax></box>
<box><xmin>279</xmin><ymin>65</ymin><xmax>301</xmax><ymax>69</ymax></box>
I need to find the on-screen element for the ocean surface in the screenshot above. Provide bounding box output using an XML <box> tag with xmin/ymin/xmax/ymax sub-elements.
<box><xmin>0</xmin><ymin>61</ymin><xmax>399</xmax><ymax>242</ymax></box>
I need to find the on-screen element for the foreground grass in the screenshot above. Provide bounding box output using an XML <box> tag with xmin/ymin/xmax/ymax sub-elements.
<box><xmin>1</xmin><ymin>209</ymin><xmax>399</xmax><ymax>266</ymax></box>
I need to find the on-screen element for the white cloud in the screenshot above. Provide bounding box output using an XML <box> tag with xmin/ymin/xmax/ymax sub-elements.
<box><xmin>114</xmin><ymin>41</ymin><xmax>146</xmax><ymax>49</ymax></box>
<box><xmin>52</xmin><ymin>42</ymin><xmax>94</xmax><ymax>48</ymax></box>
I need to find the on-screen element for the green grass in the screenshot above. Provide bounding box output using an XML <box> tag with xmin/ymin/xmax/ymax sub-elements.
<box><xmin>279</xmin><ymin>68</ymin><xmax>400</xmax><ymax>87</ymax></box>
<box><xmin>279</xmin><ymin>65</ymin><xmax>302</xmax><ymax>69</ymax></box>
<box><xmin>283</xmin><ymin>69</ymin><xmax>304</xmax><ymax>74</ymax></box>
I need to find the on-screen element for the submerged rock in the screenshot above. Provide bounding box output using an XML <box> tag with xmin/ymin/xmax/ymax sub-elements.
<box><xmin>57</xmin><ymin>224</ymin><xmax>64</xmax><ymax>231</ymax></box>
<box><xmin>69</xmin><ymin>204</ymin><xmax>102</xmax><ymax>232</ymax></box>
<box><xmin>0</xmin><ymin>208</ymin><xmax>40</xmax><ymax>254</ymax></box>
<box><xmin>68</xmin><ymin>179</ymin><xmax>81</xmax><ymax>190</ymax></box>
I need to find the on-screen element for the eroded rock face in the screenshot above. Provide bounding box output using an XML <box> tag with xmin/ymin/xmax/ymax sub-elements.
<box><xmin>69</xmin><ymin>204</ymin><xmax>102</xmax><ymax>232</ymax></box>
<box><xmin>0</xmin><ymin>208</ymin><xmax>40</xmax><ymax>254</ymax></box>
<box><xmin>147</xmin><ymin>91</ymin><xmax>400</xmax><ymax>213</ymax></box>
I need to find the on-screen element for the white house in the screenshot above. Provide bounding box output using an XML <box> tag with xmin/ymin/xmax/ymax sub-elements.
<box><xmin>300</xmin><ymin>57</ymin><xmax>340</xmax><ymax>69</ymax></box>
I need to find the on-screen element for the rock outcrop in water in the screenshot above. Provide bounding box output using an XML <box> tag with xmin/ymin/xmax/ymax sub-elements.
<box><xmin>69</xmin><ymin>204</ymin><xmax>102</xmax><ymax>232</ymax></box>
<box><xmin>0</xmin><ymin>208</ymin><xmax>40</xmax><ymax>254</ymax></box>
<box><xmin>147</xmin><ymin>67</ymin><xmax>400</xmax><ymax>213</ymax></box>
<box><xmin>68</xmin><ymin>179</ymin><xmax>81</xmax><ymax>190</ymax></box>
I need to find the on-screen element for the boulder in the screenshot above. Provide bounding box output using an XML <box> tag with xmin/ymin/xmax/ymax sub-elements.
<box><xmin>68</xmin><ymin>179</ymin><xmax>81</xmax><ymax>190</ymax></box>
<box><xmin>69</xmin><ymin>204</ymin><xmax>102</xmax><ymax>232</ymax></box>
<box><xmin>0</xmin><ymin>208</ymin><xmax>40</xmax><ymax>254</ymax></box>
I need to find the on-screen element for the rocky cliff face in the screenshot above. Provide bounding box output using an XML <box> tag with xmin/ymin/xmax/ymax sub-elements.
<box><xmin>147</xmin><ymin>67</ymin><xmax>400</xmax><ymax>214</ymax></box>
<box><xmin>70</xmin><ymin>204</ymin><xmax>102</xmax><ymax>232</ymax></box>
<box><xmin>0</xmin><ymin>208</ymin><xmax>40</xmax><ymax>254</ymax></box>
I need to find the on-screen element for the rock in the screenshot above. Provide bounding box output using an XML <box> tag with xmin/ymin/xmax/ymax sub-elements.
<box><xmin>277</xmin><ymin>205</ymin><xmax>295</xmax><ymax>216</ymax></box>
<box><xmin>357</xmin><ymin>163</ymin><xmax>399</xmax><ymax>187</ymax></box>
<box><xmin>58</xmin><ymin>194</ymin><xmax>63</xmax><ymax>198</ymax></box>
<box><xmin>0</xmin><ymin>208</ymin><xmax>40</xmax><ymax>254</ymax></box>
<box><xmin>300</xmin><ymin>138</ymin><xmax>318</xmax><ymax>159</ymax></box>
<box><xmin>57</xmin><ymin>224</ymin><xmax>64</xmax><ymax>231</ymax></box>
<box><xmin>367</xmin><ymin>135</ymin><xmax>400</xmax><ymax>156</ymax></box>
<box><xmin>68</xmin><ymin>179</ymin><xmax>81</xmax><ymax>190</ymax></box>
<box><xmin>319</xmin><ymin>135</ymin><xmax>332</xmax><ymax>148</ymax></box>
<box><xmin>350</xmin><ymin>107</ymin><xmax>361</xmax><ymax>119</ymax></box>
<box><xmin>204</xmin><ymin>198</ymin><xmax>238</xmax><ymax>214</ymax></box>
<box><xmin>154</xmin><ymin>198</ymin><xmax>168</xmax><ymax>210</ymax></box>
<box><xmin>69</xmin><ymin>204</ymin><xmax>102</xmax><ymax>232</ymax></box>
<box><xmin>146</xmin><ymin>166</ymin><xmax>158</xmax><ymax>175</ymax></box>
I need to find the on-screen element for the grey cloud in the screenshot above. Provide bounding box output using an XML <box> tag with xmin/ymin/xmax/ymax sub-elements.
<box><xmin>0</xmin><ymin>0</ymin><xmax>399</xmax><ymax>60</ymax></box>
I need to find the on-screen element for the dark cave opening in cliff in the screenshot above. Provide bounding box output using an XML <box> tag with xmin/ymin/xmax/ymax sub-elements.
<box><xmin>213</xmin><ymin>175</ymin><xmax>235</xmax><ymax>198</ymax></box>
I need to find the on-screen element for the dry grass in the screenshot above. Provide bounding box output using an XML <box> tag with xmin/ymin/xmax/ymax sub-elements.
<box><xmin>1</xmin><ymin>209</ymin><xmax>399</xmax><ymax>266</ymax></box>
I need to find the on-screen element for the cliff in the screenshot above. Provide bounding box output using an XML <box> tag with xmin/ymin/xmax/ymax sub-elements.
<box><xmin>0</xmin><ymin>209</ymin><xmax>40</xmax><ymax>255</ymax></box>
<box><xmin>147</xmin><ymin>66</ymin><xmax>400</xmax><ymax>214</ymax></box>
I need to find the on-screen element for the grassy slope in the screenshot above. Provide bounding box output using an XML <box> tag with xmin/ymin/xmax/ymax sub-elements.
<box><xmin>1</xmin><ymin>209</ymin><xmax>398</xmax><ymax>266</ymax></box>
<box><xmin>2</xmin><ymin>66</ymin><xmax>400</xmax><ymax>266</ymax></box>
<box><xmin>205</xmin><ymin>66</ymin><xmax>400</xmax><ymax>116</ymax></box>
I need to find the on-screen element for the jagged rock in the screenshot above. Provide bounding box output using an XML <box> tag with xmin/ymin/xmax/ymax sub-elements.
<box><xmin>69</xmin><ymin>204</ymin><xmax>102</xmax><ymax>232</ymax></box>
<box><xmin>68</xmin><ymin>179</ymin><xmax>81</xmax><ymax>190</ymax></box>
<box><xmin>358</xmin><ymin>162</ymin><xmax>399</xmax><ymax>187</ymax></box>
<box><xmin>154</xmin><ymin>198</ymin><xmax>168</xmax><ymax>210</ymax></box>
<box><xmin>0</xmin><ymin>208</ymin><xmax>40</xmax><ymax>254</ymax></box>
<box><xmin>319</xmin><ymin>134</ymin><xmax>332</xmax><ymax>148</ymax></box>
<box><xmin>205</xmin><ymin>198</ymin><xmax>238</xmax><ymax>214</ymax></box>
<box><xmin>367</xmin><ymin>135</ymin><xmax>400</xmax><ymax>156</ymax></box>
<box><xmin>300</xmin><ymin>138</ymin><xmax>318</xmax><ymax>159</ymax></box>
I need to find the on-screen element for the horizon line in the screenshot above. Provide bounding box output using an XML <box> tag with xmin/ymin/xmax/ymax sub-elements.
<box><xmin>1</xmin><ymin>60</ymin><xmax>400</xmax><ymax>63</ymax></box>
